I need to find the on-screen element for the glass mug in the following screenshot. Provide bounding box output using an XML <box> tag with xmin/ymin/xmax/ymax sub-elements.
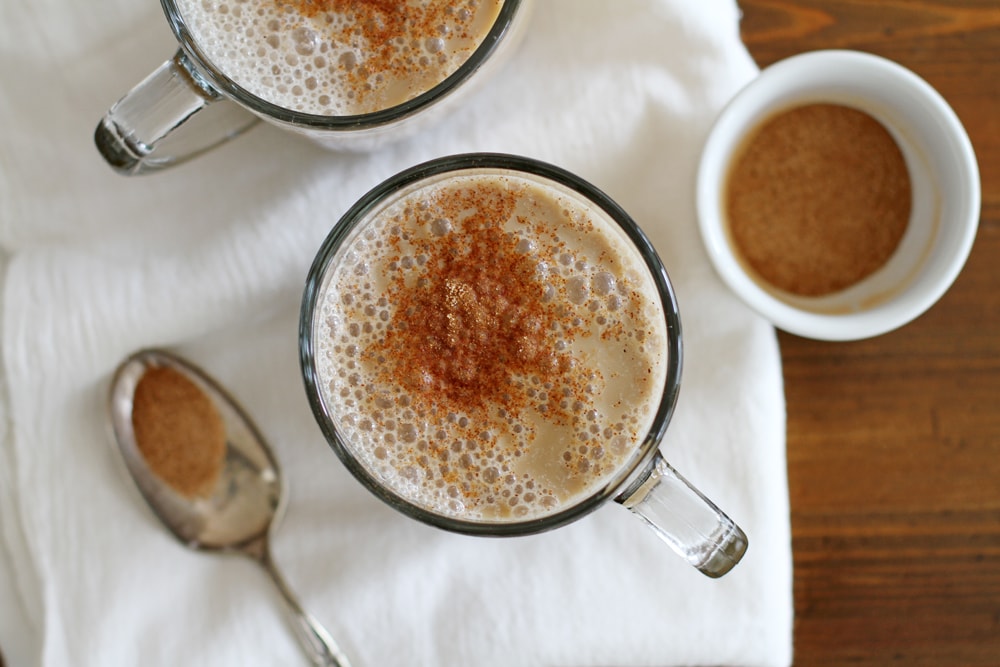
<box><xmin>95</xmin><ymin>0</ymin><xmax>532</xmax><ymax>175</ymax></box>
<box><xmin>299</xmin><ymin>153</ymin><xmax>748</xmax><ymax>577</ymax></box>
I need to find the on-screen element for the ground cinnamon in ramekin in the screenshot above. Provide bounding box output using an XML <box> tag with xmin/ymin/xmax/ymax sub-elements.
<box><xmin>131</xmin><ymin>366</ymin><xmax>227</xmax><ymax>498</ymax></box>
<box><xmin>725</xmin><ymin>103</ymin><xmax>912</xmax><ymax>297</ymax></box>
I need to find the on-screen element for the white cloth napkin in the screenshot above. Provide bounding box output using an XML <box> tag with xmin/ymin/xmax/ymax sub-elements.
<box><xmin>0</xmin><ymin>0</ymin><xmax>792</xmax><ymax>665</ymax></box>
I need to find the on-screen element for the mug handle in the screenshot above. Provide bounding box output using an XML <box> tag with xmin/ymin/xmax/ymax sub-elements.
<box><xmin>617</xmin><ymin>452</ymin><xmax>748</xmax><ymax>577</ymax></box>
<box><xmin>95</xmin><ymin>50</ymin><xmax>259</xmax><ymax>176</ymax></box>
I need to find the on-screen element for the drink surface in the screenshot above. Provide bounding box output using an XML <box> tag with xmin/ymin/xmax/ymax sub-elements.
<box><xmin>314</xmin><ymin>172</ymin><xmax>668</xmax><ymax>522</ymax></box>
<box><xmin>174</xmin><ymin>0</ymin><xmax>504</xmax><ymax>115</ymax></box>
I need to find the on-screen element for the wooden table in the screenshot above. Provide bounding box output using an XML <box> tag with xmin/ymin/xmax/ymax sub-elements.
<box><xmin>738</xmin><ymin>1</ymin><xmax>1000</xmax><ymax>664</ymax></box>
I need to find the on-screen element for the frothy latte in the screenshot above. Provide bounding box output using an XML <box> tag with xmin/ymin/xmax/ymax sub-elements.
<box><xmin>313</xmin><ymin>171</ymin><xmax>668</xmax><ymax>522</ymax></box>
<box><xmin>173</xmin><ymin>0</ymin><xmax>504</xmax><ymax>115</ymax></box>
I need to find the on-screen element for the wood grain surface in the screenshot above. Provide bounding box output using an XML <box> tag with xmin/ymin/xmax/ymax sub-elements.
<box><xmin>737</xmin><ymin>1</ymin><xmax>1000</xmax><ymax>664</ymax></box>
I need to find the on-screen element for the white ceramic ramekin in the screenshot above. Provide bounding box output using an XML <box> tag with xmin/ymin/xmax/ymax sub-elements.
<box><xmin>697</xmin><ymin>50</ymin><xmax>980</xmax><ymax>341</ymax></box>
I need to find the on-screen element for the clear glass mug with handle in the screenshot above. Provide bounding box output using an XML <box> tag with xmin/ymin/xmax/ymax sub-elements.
<box><xmin>95</xmin><ymin>0</ymin><xmax>532</xmax><ymax>175</ymax></box>
<box><xmin>299</xmin><ymin>153</ymin><xmax>748</xmax><ymax>577</ymax></box>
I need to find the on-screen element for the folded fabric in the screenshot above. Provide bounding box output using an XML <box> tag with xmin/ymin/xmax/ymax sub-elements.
<box><xmin>0</xmin><ymin>0</ymin><xmax>792</xmax><ymax>665</ymax></box>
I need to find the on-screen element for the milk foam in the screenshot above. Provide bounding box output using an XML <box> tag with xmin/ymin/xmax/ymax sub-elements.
<box><xmin>174</xmin><ymin>0</ymin><xmax>503</xmax><ymax>115</ymax></box>
<box><xmin>315</xmin><ymin>173</ymin><xmax>668</xmax><ymax>522</ymax></box>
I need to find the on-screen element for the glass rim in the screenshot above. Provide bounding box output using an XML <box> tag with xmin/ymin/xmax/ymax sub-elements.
<box><xmin>299</xmin><ymin>153</ymin><xmax>683</xmax><ymax>536</ymax></box>
<box><xmin>161</xmin><ymin>0</ymin><xmax>525</xmax><ymax>129</ymax></box>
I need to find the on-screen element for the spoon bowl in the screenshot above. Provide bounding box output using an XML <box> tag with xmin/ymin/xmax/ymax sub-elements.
<box><xmin>109</xmin><ymin>349</ymin><xmax>281</xmax><ymax>549</ymax></box>
<box><xmin>109</xmin><ymin>349</ymin><xmax>351</xmax><ymax>667</ymax></box>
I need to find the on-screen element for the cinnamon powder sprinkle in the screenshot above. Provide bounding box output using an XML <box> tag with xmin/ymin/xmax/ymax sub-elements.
<box><xmin>725</xmin><ymin>103</ymin><xmax>912</xmax><ymax>296</ymax></box>
<box><xmin>131</xmin><ymin>366</ymin><xmax>227</xmax><ymax>499</ymax></box>
<box><xmin>371</xmin><ymin>186</ymin><xmax>580</xmax><ymax>426</ymax></box>
<box><xmin>275</xmin><ymin>0</ymin><xmax>479</xmax><ymax>104</ymax></box>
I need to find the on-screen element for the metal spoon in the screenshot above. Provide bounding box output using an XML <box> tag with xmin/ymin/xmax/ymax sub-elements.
<box><xmin>108</xmin><ymin>349</ymin><xmax>351</xmax><ymax>667</ymax></box>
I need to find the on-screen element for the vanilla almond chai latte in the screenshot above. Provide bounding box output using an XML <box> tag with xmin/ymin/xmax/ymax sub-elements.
<box><xmin>175</xmin><ymin>0</ymin><xmax>504</xmax><ymax>114</ymax></box>
<box><xmin>314</xmin><ymin>173</ymin><xmax>669</xmax><ymax>521</ymax></box>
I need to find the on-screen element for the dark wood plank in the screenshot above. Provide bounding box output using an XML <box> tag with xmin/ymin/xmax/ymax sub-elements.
<box><xmin>738</xmin><ymin>1</ymin><xmax>1000</xmax><ymax>664</ymax></box>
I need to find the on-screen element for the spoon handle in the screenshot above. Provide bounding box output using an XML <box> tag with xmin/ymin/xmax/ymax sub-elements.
<box><xmin>252</xmin><ymin>539</ymin><xmax>353</xmax><ymax>667</ymax></box>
